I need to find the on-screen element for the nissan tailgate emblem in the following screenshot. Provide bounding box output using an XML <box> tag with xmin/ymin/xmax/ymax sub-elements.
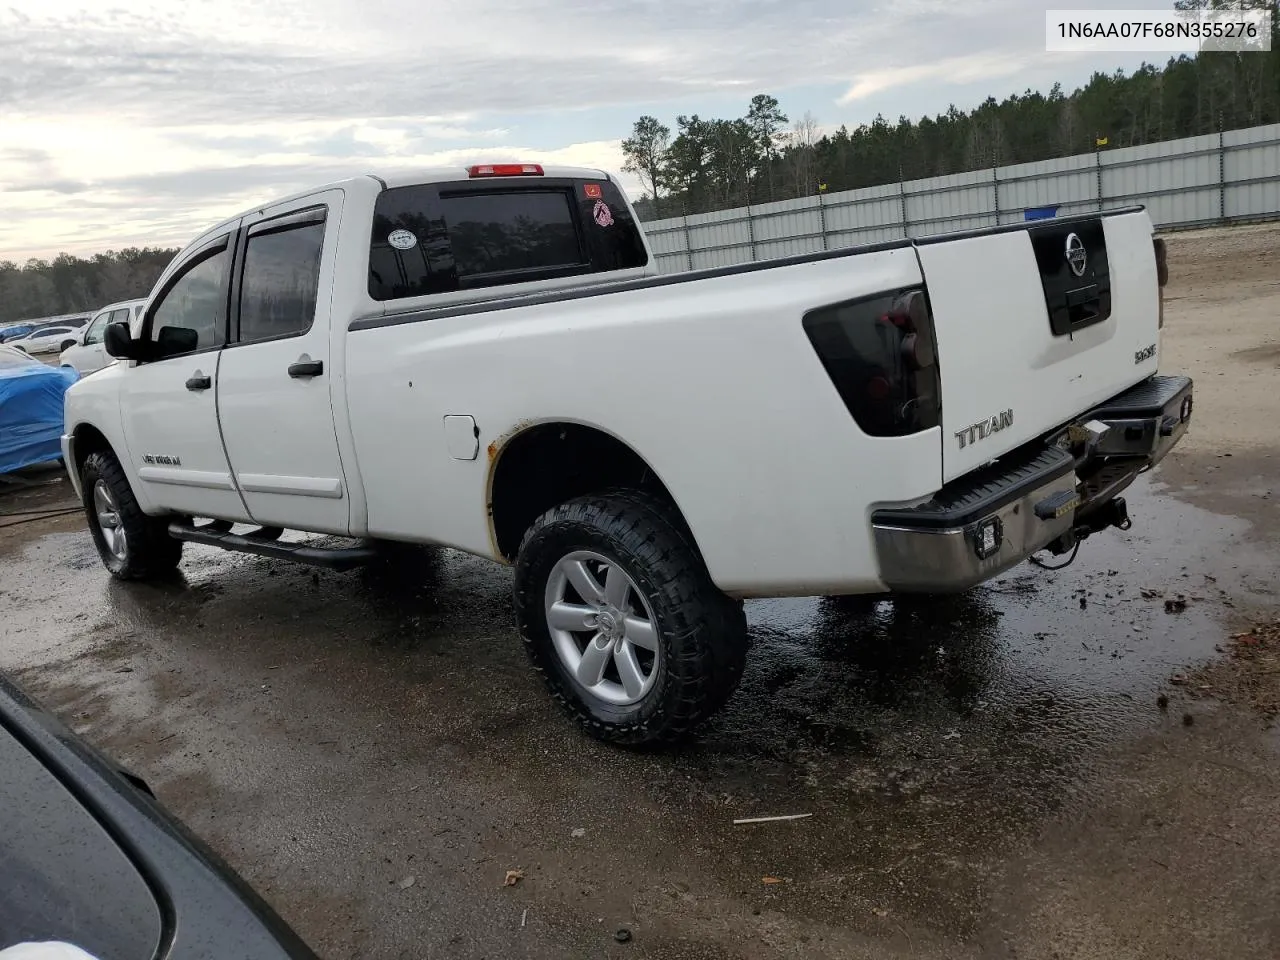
<box><xmin>1065</xmin><ymin>233</ymin><xmax>1087</xmax><ymax>277</ymax></box>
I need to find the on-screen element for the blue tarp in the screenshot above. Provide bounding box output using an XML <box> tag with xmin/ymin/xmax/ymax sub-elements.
<box><xmin>0</xmin><ymin>363</ymin><xmax>79</xmax><ymax>474</ymax></box>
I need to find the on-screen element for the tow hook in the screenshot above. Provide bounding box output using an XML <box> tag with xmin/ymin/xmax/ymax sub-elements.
<box><xmin>1041</xmin><ymin>496</ymin><xmax>1132</xmax><ymax>558</ymax></box>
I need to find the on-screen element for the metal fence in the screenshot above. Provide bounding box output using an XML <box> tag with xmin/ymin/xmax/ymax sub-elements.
<box><xmin>642</xmin><ymin>122</ymin><xmax>1280</xmax><ymax>273</ymax></box>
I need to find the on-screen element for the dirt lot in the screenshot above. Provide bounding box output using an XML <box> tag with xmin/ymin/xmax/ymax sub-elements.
<box><xmin>2</xmin><ymin>223</ymin><xmax>1278</xmax><ymax>960</ymax></box>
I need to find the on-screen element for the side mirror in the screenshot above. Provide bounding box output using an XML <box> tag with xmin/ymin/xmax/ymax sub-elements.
<box><xmin>103</xmin><ymin>321</ymin><xmax>140</xmax><ymax>360</ymax></box>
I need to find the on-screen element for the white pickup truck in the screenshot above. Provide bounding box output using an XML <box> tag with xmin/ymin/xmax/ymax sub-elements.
<box><xmin>62</xmin><ymin>163</ymin><xmax>1192</xmax><ymax>744</ymax></box>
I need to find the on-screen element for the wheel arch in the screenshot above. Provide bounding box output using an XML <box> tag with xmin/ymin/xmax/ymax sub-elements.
<box><xmin>486</xmin><ymin>420</ymin><xmax>704</xmax><ymax>564</ymax></box>
<box><xmin>70</xmin><ymin>422</ymin><xmax>115</xmax><ymax>479</ymax></box>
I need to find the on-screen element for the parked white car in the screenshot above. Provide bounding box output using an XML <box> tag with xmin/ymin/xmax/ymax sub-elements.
<box><xmin>9</xmin><ymin>324</ymin><xmax>84</xmax><ymax>356</ymax></box>
<box><xmin>62</xmin><ymin>164</ymin><xmax>1191</xmax><ymax>744</ymax></box>
<box><xmin>60</xmin><ymin>299</ymin><xmax>147</xmax><ymax>375</ymax></box>
<box><xmin>0</xmin><ymin>344</ymin><xmax>39</xmax><ymax>367</ymax></box>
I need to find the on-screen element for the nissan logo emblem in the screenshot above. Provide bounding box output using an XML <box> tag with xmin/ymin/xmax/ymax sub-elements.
<box><xmin>1065</xmin><ymin>233</ymin><xmax>1088</xmax><ymax>278</ymax></box>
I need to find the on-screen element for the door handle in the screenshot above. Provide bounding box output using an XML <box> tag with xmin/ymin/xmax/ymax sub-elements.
<box><xmin>288</xmin><ymin>359</ymin><xmax>324</xmax><ymax>379</ymax></box>
<box><xmin>185</xmin><ymin>374</ymin><xmax>211</xmax><ymax>391</ymax></box>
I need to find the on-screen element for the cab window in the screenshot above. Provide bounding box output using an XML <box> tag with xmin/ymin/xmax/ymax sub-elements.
<box><xmin>236</xmin><ymin>216</ymin><xmax>326</xmax><ymax>344</ymax></box>
<box><xmin>143</xmin><ymin>242</ymin><xmax>230</xmax><ymax>359</ymax></box>
<box><xmin>368</xmin><ymin>178</ymin><xmax>647</xmax><ymax>301</ymax></box>
<box><xmin>82</xmin><ymin>312</ymin><xmax>111</xmax><ymax>345</ymax></box>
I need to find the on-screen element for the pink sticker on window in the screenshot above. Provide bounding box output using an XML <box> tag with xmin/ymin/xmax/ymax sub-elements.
<box><xmin>593</xmin><ymin>199</ymin><xmax>614</xmax><ymax>227</ymax></box>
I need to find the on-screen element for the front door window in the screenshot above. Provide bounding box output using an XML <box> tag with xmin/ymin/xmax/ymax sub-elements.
<box><xmin>82</xmin><ymin>312</ymin><xmax>110</xmax><ymax>346</ymax></box>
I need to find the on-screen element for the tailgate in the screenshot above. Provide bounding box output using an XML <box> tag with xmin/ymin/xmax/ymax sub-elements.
<box><xmin>918</xmin><ymin>209</ymin><xmax>1162</xmax><ymax>482</ymax></box>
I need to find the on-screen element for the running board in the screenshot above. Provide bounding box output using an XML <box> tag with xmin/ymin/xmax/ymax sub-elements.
<box><xmin>168</xmin><ymin>522</ymin><xmax>376</xmax><ymax>571</ymax></box>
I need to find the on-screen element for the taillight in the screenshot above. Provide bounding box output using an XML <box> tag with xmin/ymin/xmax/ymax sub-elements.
<box><xmin>468</xmin><ymin>163</ymin><xmax>545</xmax><ymax>177</ymax></box>
<box><xmin>802</xmin><ymin>286</ymin><xmax>941</xmax><ymax>438</ymax></box>
<box><xmin>1153</xmin><ymin>237</ymin><xmax>1168</xmax><ymax>329</ymax></box>
<box><xmin>881</xmin><ymin>290</ymin><xmax>935</xmax><ymax>369</ymax></box>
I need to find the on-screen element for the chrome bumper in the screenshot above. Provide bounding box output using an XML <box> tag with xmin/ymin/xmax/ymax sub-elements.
<box><xmin>872</xmin><ymin>467</ymin><xmax>1078</xmax><ymax>592</ymax></box>
<box><xmin>872</xmin><ymin>375</ymin><xmax>1193</xmax><ymax>593</ymax></box>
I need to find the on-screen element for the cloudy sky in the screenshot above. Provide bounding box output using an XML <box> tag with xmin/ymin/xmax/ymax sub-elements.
<box><xmin>1</xmin><ymin>0</ymin><xmax>1173</xmax><ymax>261</ymax></box>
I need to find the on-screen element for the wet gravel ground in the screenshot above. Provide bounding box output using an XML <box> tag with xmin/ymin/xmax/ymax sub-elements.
<box><xmin>2</xmin><ymin>456</ymin><xmax>1277</xmax><ymax>960</ymax></box>
<box><xmin>2</xmin><ymin>224</ymin><xmax>1279</xmax><ymax>959</ymax></box>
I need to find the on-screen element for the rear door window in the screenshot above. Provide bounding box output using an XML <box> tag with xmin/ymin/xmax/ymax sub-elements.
<box><xmin>235</xmin><ymin>213</ymin><xmax>326</xmax><ymax>344</ymax></box>
<box><xmin>369</xmin><ymin>177</ymin><xmax>647</xmax><ymax>301</ymax></box>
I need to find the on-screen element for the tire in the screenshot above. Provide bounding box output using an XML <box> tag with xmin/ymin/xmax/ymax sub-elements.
<box><xmin>513</xmin><ymin>488</ymin><xmax>748</xmax><ymax>746</ymax></box>
<box><xmin>80</xmin><ymin>450</ymin><xmax>183</xmax><ymax>580</ymax></box>
<box><xmin>60</xmin><ymin>339</ymin><xmax>76</xmax><ymax>351</ymax></box>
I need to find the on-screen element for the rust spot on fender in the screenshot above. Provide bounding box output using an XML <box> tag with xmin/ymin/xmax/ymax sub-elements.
<box><xmin>486</xmin><ymin>419</ymin><xmax>536</xmax><ymax>465</ymax></box>
<box><xmin>483</xmin><ymin>419</ymin><xmax>538</xmax><ymax>563</ymax></box>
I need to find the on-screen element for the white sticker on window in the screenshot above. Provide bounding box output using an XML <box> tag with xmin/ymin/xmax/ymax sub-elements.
<box><xmin>592</xmin><ymin>200</ymin><xmax>614</xmax><ymax>228</ymax></box>
<box><xmin>387</xmin><ymin>229</ymin><xmax>418</xmax><ymax>250</ymax></box>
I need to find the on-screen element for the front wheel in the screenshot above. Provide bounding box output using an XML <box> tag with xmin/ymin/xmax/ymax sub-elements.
<box><xmin>514</xmin><ymin>489</ymin><xmax>747</xmax><ymax>746</ymax></box>
<box><xmin>80</xmin><ymin>450</ymin><xmax>183</xmax><ymax>580</ymax></box>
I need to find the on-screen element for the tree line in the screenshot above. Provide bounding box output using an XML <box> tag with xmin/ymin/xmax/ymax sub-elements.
<box><xmin>623</xmin><ymin>0</ymin><xmax>1280</xmax><ymax>219</ymax></box>
<box><xmin>6</xmin><ymin>1</ymin><xmax>1275</xmax><ymax>318</ymax></box>
<box><xmin>0</xmin><ymin>248</ymin><xmax>178</xmax><ymax>326</ymax></box>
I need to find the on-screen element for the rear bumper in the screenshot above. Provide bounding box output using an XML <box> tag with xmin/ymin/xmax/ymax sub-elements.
<box><xmin>871</xmin><ymin>374</ymin><xmax>1193</xmax><ymax>592</ymax></box>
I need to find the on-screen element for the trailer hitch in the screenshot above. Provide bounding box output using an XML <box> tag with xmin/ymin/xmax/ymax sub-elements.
<box><xmin>1033</xmin><ymin>496</ymin><xmax>1132</xmax><ymax>570</ymax></box>
<box><xmin>1046</xmin><ymin>496</ymin><xmax>1131</xmax><ymax>555</ymax></box>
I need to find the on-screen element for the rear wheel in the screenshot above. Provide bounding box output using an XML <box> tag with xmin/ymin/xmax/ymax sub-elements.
<box><xmin>60</xmin><ymin>339</ymin><xmax>76</xmax><ymax>351</ymax></box>
<box><xmin>81</xmin><ymin>450</ymin><xmax>183</xmax><ymax>579</ymax></box>
<box><xmin>514</xmin><ymin>489</ymin><xmax>747</xmax><ymax>746</ymax></box>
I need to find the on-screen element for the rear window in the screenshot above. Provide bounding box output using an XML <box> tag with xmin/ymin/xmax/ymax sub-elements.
<box><xmin>442</xmin><ymin>191</ymin><xmax>581</xmax><ymax>276</ymax></box>
<box><xmin>369</xmin><ymin>177</ymin><xmax>647</xmax><ymax>301</ymax></box>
